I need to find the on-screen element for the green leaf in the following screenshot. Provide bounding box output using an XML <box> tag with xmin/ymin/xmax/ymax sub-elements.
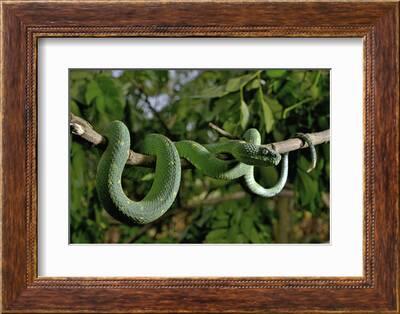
<box><xmin>265</xmin><ymin>96</ymin><xmax>283</xmax><ymax>119</ymax></box>
<box><xmin>212</xmin><ymin>219</ymin><xmax>229</xmax><ymax>229</ymax></box>
<box><xmin>250</xmin><ymin>228</ymin><xmax>261</xmax><ymax>243</ymax></box>
<box><xmin>84</xmin><ymin>74</ymin><xmax>126</xmax><ymax>122</ymax></box>
<box><xmin>296</xmin><ymin>156</ymin><xmax>319</xmax><ymax>208</ymax></box>
<box><xmin>226</xmin><ymin>73</ymin><xmax>258</xmax><ymax>93</ymax></box>
<box><xmin>195</xmin><ymin>72</ymin><xmax>259</xmax><ymax>99</ymax></box>
<box><xmin>240</xmin><ymin>98</ymin><xmax>249</xmax><ymax>129</ymax></box>
<box><xmin>298</xmin><ymin>170</ymin><xmax>318</xmax><ymax>206</ymax></box>
<box><xmin>231</xmin><ymin>207</ymin><xmax>243</xmax><ymax>226</ymax></box>
<box><xmin>196</xmin><ymin>85</ymin><xmax>226</xmax><ymax>98</ymax></box>
<box><xmin>95</xmin><ymin>94</ymin><xmax>106</xmax><ymax>113</ymax></box>
<box><xmin>85</xmin><ymin>80</ymin><xmax>102</xmax><ymax>104</ymax></box>
<box><xmin>245</xmin><ymin>78</ymin><xmax>261</xmax><ymax>91</ymax></box>
<box><xmin>265</xmin><ymin>70</ymin><xmax>287</xmax><ymax>78</ymax></box>
<box><xmin>69</xmin><ymin>100</ymin><xmax>81</xmax><ymax>116</ymax></box>
<box><xmin>240</xmin><ymin>215</ymin><xmax>254</xmax><ymax>240</ymax></box>
<box><xmin>257</xmin><ymin>88</ymin><xmax>274</xmax><ymax>133</ymax></box>
<box><xmin>70</xmin><ymin>70</ymin><xmax>93</xmax><ymax>81</ymax></box>
<box><xmin>287</xmin><ymin>70</ymin><xmax>305</xmax><ymax>83</ymax></box>
<box><xmin>211</xmin><ymin>93</ymin><xmax>238</xmax><ymax>118</ymax></box>
<box><xmin>70</xmin><ymin>142</ymin><xmax>87</xmax><ymax>210</ymax></box>
<box><xmin>141</xmin><ymin>173</ymin><xmax>155</xmax><ymax>181</ymax></box>
<box><xmin>310</xmin><ymin>85</ymin><xmax>320</xmax><ymax>99</ymax></box>
<box><xmin>205</xmin><ymin>229</ymin><xmax>228</xmax><ymax>243</ymax></box>
<box><xmin>270</xmin><ymin>80</ymin><xmax>283</xmax><ymax>93</ymax></box>
<box><xmin>227</xmin><ymin>224</ymin><xmax>240</xmax><ymax>242</ymax></box>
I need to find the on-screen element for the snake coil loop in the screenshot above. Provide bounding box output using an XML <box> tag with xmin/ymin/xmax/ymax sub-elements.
<box><xmin>241</xmin><ymin>129</ymin><xmax>289</xmax><ymax>198</ymax></box>
<box><xmin>96</xmin><ymin>121</ymin><xmax>181</xmax><ymax>225</ymax></box>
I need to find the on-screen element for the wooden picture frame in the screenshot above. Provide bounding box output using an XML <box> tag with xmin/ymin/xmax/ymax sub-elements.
<box><xmin>1</xmin><ymin>1</ymin><xmax>399</xmax><ymax>313</ymax></box>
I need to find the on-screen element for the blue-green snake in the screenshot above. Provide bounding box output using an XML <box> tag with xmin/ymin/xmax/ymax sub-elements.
<box><xmin>96</xmin><ymin>121</ymin><xmax>315</xmax><ymax>224</ymax></box>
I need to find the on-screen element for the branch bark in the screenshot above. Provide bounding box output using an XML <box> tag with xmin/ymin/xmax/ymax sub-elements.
<box><xmin>70</xmin><ymin>113</ymin><xmax>330</xmax><ymax>169</ymax></box>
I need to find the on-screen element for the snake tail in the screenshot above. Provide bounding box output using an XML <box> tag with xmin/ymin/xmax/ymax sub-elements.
<box><xmin>295</xmin><ymin>132</ymin><xmax>317</xmax><ymax>173</ymax></box>
<box><xmin>96</xmin><ymin>121</ymin><xmax>181</xmax><ymax>225</ymax></box>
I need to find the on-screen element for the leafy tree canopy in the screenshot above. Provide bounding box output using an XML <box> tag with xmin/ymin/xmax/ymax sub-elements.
<box><xmin>70</xmin><ymin>69</ymin><xmax>330</xmax><ymax>244</ymax></box>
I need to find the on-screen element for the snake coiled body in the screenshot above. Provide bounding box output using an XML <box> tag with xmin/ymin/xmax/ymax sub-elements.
<box><xmin>96</xmin><ymin>121</ymin><xmax>181</xmax><ymax>225</ymax></box>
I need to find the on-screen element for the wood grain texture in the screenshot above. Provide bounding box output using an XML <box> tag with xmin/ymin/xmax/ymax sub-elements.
<box><xmin>1</xmin><ymin>1</ymin><xmax>399</xmax><ymax>313</ymax></box>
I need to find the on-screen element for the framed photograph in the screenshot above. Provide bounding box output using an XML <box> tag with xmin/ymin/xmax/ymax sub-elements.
<box><xmin>1</xmin><ymin>1</ymin><xmax>399</xmax><ymax>313</ymax></box>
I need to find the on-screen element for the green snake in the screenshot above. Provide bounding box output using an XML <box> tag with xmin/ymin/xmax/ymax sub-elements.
<box><xmin>96</xmin><ymin>121</ymin><xmax>316</xmax><ymax>224</ymax></box>
<box><xmin>175</xmin><ymin>129</ymin><xmax>281</xmax><ymax>180</ymax></box>
<box><xmin>96</xmin><ymin>121</ymin><xmax>181</xmax><ymax>225</ymax></box>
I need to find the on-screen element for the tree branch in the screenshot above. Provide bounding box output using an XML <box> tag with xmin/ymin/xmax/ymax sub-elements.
<box><xmin>208</xmin><ymin>122</ymin><xmax>239</xmax><ymax>139</ymax></box>
<box><xmin>70</xmin><ymin>113</ymin><xmax>105</xmax><ymax>145</ymax></box>
<box><xmin>70</xmin><ymin>113</ymin><xmax>330</xmax><ymax>169</ymax></box>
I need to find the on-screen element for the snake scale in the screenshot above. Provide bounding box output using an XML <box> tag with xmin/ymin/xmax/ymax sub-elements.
<box><xmin>96</xmin><ymin>121</ymin><xmax>316</xmax><ymax>225</ymax></box>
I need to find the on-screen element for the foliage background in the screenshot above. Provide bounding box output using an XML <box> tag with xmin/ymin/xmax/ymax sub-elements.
<box><xmin>70</xmin><ymin>69</ymin><xmax>330</xmax><ymax>244</ymax></box>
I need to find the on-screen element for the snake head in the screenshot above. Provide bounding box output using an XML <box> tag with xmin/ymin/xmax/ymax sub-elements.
<box><xmin>257</xmin><ymin>146</ymin><xmax>281</xmax><ymax>166</ymax></box>
<box><xmin>236</xmin><ymin>143</ymin><xmax>281</xmax><ymax>166</ymax></box>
